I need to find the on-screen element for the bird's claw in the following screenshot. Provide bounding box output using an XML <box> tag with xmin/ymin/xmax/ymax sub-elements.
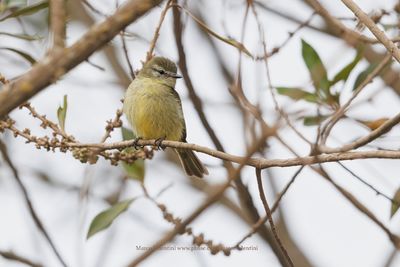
<box><xmin>154</xmin><ymin>136</ymin><xmax>166</xmax><ymax>150</ymax></box>
<box><xmin>133</xmin><ymin>137</ymin><xmax>142</xmax><ymax>149</ymax></box>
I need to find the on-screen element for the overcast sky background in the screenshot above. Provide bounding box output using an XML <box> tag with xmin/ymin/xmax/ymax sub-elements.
<box><xmin>1</xmin><ymin>0</ymin><xmax>400</xmax><ymax>266</ymax></box>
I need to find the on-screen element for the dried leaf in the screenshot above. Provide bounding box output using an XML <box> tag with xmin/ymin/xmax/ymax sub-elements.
<box><xmin>57</xmin><ymin>95</ymin><xmax>67</xmax><ymax>132</ymax></box>
<box><xmin>358</xmin><ymin>118</ymin><xmax>389</xmax><ymax>131</ymax></box>
<box><xmin>391</xmin><ymin>188</ymin><xmax>400</xmax><ymax>218</ymax></box>
<box><xmin>87</xmin><ymin>198</ymin><xmax>135</xmax><ymax>239</ymax></box>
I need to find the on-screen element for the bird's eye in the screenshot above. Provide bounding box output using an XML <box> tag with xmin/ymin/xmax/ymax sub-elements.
<box><xmin>153</xmin><ymin>68</ymin><xmax>165</xmax><ymax>75</ymax></box>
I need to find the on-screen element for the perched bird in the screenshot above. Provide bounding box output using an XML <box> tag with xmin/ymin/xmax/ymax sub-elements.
<box><xmin>123</xmin><ymin>57</ymin><xmax>208</xmax><ymax>178</ymax></box>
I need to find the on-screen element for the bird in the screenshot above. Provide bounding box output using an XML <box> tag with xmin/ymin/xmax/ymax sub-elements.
<box><xmin>123</xmin><ymin>56</ymin><xmax>208</xmax><ymax>178</ymax></box>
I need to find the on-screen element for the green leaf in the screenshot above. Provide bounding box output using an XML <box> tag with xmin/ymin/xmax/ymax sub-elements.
<box><xmin>276</xmin><ymin>87</ymin><xmax>318</xmax><ymax>103</ymax></box>
<box><xmin>390</xmin><ymin>188</ymin><xmax>400</xmax><ymax>218</ymax></box>
<box><xmin>87</xmin><ymin>198</ymin><xmax>135</xmax><ymax>239</ymax></box>
<box><xmin>0</xmin><ymin>0</ymin><xmax>48</xmax><ymax>22</ymax></box>
<box><xmin>301</xmin><ymin>39</ymin><xmax>329</xmax><ymax>94</ymax></box>
<box><xmin>0</xmin><ymin>47</ymin><xmax>36</xmax><ymax>64</ymax></box>
<box><xmin>330</xmin><ymin>50</ymin><xmax>362</xmax><ymax>86</ymax></box>
<box><xmin>121</xmin><ymin>126</ymin><xmax>135</xmax><ymax>141</ymax></box>
<box><xmin>57</xmin><ymin>95</ymin><xmax>67</xmax><ymax>132</ymax></box>
<box><xmin>121</xmin><ymin>127</ymin><xmax>145</xmax><ymax>182</ymax></box>
<box><xmin>122</xmin><ymin>159</ymin><xmax>145</xmax><ymax>182</ymax></box>
<box><xmin>352</xmin><ymin>63</ymin><xmax>378</xmax><ymax>91</ymax></box>
<box><xmin>303</xmin><ymin>115</ymin><xmax>328</xmax><ymax>126</ymax></box>
<box><xmin>0</xmin><ymin>31</ymin><xmax>43</xmax><ymax>41</ymax></box>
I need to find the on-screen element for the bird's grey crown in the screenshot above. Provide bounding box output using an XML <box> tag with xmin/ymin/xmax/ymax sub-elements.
<box><xmin>147</xmin><ymin>56</ymin><xmax>177</xmax><ymax>73</ymax></box>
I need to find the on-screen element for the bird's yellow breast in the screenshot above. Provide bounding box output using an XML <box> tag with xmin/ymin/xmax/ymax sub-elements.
<box><xmin>123</xmin><ymin>78</ymin><xmax>185</xmax><ymax>141</ymax></box>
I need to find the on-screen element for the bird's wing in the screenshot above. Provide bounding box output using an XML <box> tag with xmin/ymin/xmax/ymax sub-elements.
<box><xmin>169</xmin><ymin>86</ymin><xmax>187</xmax><ymax>142</ymax></box>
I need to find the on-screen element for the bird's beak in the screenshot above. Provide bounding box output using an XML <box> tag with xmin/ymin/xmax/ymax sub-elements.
<box><xmin>168</xmin><ymin>72</ymin><xmax>182</xmax><ymax>79</ymax></box>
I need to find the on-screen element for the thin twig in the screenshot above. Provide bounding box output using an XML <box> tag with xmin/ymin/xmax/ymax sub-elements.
<box><xmin>337</xmin><ymin>162</ymin><xmax>398</xmax><ymax>205</ymax></box>
<box><xmin>0</xmin><ymin>250</ymin><xmax>43</xmax><ymax>267</ymax></box>
<box><xmin>172</xmin><ymin>5</ymin><xmax>281</xmax><ymax>260</ymax></box>
<box><xmin>251</xmin><ymin>2</ymin><xmax>312</xmax><ymax>146</ymax></box>
<box><xmin>127</xmin><ymin>134</ymin><xmax>270</xmax><ymax>267</ymax></box>
<box><xmin>120</xmin><ymin>33</ymin><xmax>135</xmax><ymax>80</ymax></box>
<box><xmin>82</xmin><ymin>0</ymin><xmax>107</xmax><ymax>17</ymax></box>
<box><xmin>255</xmin><ymin>168</ymin><xmax>294</xmax><ymax>267</ymax></box>
<box><xmin>146</xmin><ymin>0</ymin><xmax>172</xmax><ymax>62</ymax></box>
<box><xmin>320</xmin><ymin>53</ymin><xmax>392</xmax><ymax>144</ymax></box>
<box><xmin>99</xmin><ymin>109</ymin><xmax>123</xmax><ymax>143</ymax></box>
<box><xmin>0</xmin><ymin>140</ymin><xmax>68</xmax><ymax>267</ymax></box>
<box><xmin>255</xmin><ymin>12</ymin><xmax>317</xmax><ymax>60</ymax></box>
<box><xmin>232</xmin><ymin>166</ymin><xmax>304</xmax><ymax>250</ymax></box>
<box><xmin>320</xmin><ymin>110</ymin><xmax>400</xmax><ymax>153</ymax></box>
<box><xmin>341</xmin><ymin>0</ymin><xmax>400</xmax><ymax>62</ymax></box>
<box><xmin>318</xmin><ymin>165</ymin><xmax>400</xmax><ymax>248</ymax></box>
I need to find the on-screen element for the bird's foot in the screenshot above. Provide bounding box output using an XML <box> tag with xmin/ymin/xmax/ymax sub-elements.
<box><xmin>132</xmin><ymin>137</ymin><xmax>142</xmax><ymax>149</ymax></box>
<box><xmin>154</xmin><ymin>136</ymin><xmax>166</xmax><ymax>150</ymax></box>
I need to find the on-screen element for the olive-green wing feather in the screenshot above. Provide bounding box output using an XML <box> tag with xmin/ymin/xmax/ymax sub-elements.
<box><xmin>169</xmin><ymin>86</ymin><xmax>187</xmax><ymax>141</ymax></box>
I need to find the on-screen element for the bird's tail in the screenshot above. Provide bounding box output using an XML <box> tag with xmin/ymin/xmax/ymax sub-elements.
<box><xmin>176</xmin><ymin>148</ymin><xmax>208</xmax><ymax>178</ymax></box>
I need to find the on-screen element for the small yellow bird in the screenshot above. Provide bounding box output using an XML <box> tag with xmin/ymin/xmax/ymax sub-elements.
<box><xmin>123</xmin><ymin>57</ymin><xmax>208</xmax><ymax>178</ymax></box>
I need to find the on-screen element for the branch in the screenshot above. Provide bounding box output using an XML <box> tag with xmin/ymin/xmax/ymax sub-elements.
<box><xmin>49</xmin><ymin>0</ymin><xmax>67</xmax><ymax>49</ymax></box>
<box><xmin>255</xmin><ymin>169</ymin><xmax>293</xmax><ymax>267</ymax></box>
<box><xmin>0</xmin><ymin>0</ymin><xmax>163</xmax><ymax>118</ymax></box>
<box><xmin>233</xmin><ymin>167</ymin><xmax>305</xmax><ymax>249</ymax></box>
<box><xmin>340</xmin><ymin>0</ymin><xmax>400</xmax><ymax>62</ymax></box>
<box><xmin>317</xmin><ymin>166</ymin><xmax>400</xmax><ymax>248</ymax></box>
<box><xmin>303</xmin><ymin>0</ymin><xmax>388</xmax><ymax>44</ymax></box>
<box><xmin>171</xmin><ymin>5</ymin><xmax>291</xmax><ymax>265</ymax></box>
<box><xmin>62</xmin><ymin>139</ymin><xmax>400</xmax><ymax>168</ymax></box>
<box><xmin>127</xmin><ymin>135</ymin><xmax>268</xmax><ymax>266</ymax></box>
<box><xmin>320</xmin><ymin>110</ymin><xmax>400</xmax><ymax>153</ymax></box>
<box><xmin>258</xmin><ymin>1</ymin><xmax>400</xmax><ymax>96</ymax></box>
<box><xmin>146</xmin><ymin>0</ymin><xmax>172</xmax><ymax>61</ymax></box>
<box><xmin>0</xmin><ymin>140</ymin><xmax>67</xmax><ymax>267</ymax></box>
<box><xmin>320</xmin><ymin>53</ymin><xmax>392</xmax><ymax>144</ymax></box>
<box><xmin>0</xmin><ymin>250</ymin><xmax>42</xmax><ymax>267</ymax></box>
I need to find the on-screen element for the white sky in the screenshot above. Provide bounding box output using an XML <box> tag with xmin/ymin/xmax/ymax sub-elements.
<box><xmin>1</xmin><ymin>0</ymin><xmax>400</xmax><ymax>267</ymax></box>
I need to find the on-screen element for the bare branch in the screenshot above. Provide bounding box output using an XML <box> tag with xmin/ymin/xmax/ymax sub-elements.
<box><xmin>49</xmin><ymin>0</ymin><xmax>67</xmax><ymax>49</ymax></box>
<box><xmin>255</xmin><ymin>168</ymin><xmax>294</xmax><ymax>267</ymax></box>
<box><xmin>340</xmin><ymin>0</ymin><xmax>400</xmax><ymax>62</ymax></box>
<box><xmin>0</xmin><ymin>250</ymin><xmax>43</xmax><ymax>267</ymax></box>
<box><xmin>320</xmin><ymin>111</ymin><xmax>400</xmax><ymax>153</ymax></box>
<box><xmin>320</xmin><ymin>53</ymin><xmax>392</xmax><ymax>144</ymax></box>
<box><xmin>146</xmin><ymin>0</ymin><xmax>172</xmax><ymax>61</ymax></box>
<box><xmin>127</xmin><ymin>135</ymin><xmax>269</xmax><ymax>266</ymax></box>
<box><xmin>0</xmin><ymin>140</ymin><xmax>67</xmax><ymax>267</ymax></box>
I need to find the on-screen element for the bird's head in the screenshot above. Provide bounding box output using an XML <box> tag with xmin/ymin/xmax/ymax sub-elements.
<box><xmin>138</xmin><ymin>57</ymin><xmax>182</xmax><ymax>87</ymax></box>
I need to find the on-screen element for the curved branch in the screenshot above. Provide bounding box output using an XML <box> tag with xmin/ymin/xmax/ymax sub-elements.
<box><xmin>64</xmin><ymin>139</ymin><xmax>400</xmax><ymax>169</ymax></box>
